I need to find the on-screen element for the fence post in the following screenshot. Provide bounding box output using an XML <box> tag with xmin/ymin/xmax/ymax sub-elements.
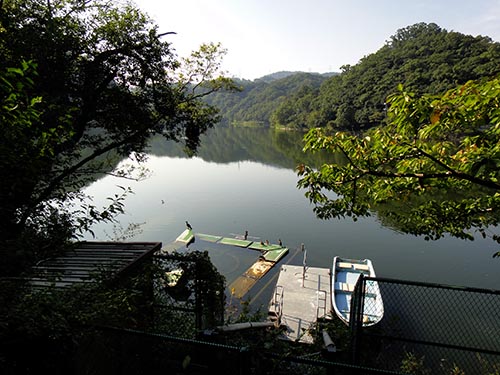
<box><xmin>194</xmin><ymin>260</ymin><xmax>202</xmax><ymax>336</ymax></box>
<box><xmin>349</xmin><ymin>273</ymin><xmax>365</xmax><ymax>365</ymax></box>
<box><xmin>238</xmin><ymin>346</ymin><xmax>251</xmax><ymax>375</ymax></box>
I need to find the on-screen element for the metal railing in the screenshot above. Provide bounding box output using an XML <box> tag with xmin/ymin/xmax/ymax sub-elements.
<box><xmin>269</xmin><ymin>284</ymin><xmax>284</xmax><ymax>324</ymax></box>
<box><xmin>317</xmin><ymin>288</ymin><xmax>327</xmax><ymax>320</ymax></box>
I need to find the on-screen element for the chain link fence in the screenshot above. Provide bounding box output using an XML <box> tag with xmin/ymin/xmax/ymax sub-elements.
<box><xmin>153</xmin><ymin>255</ymin><xmax>199</xmax><ymax>337</ymax></box>
<box><xmin>152</xmin><ymin>252</ymin><xmax>226</xmax><ymax>337</ymax></box>
<box><xmin>78</xmin><ymin>326</ymin><xmax>405</xmax><ymax>375</ymax></box>
<box><xmin>3</xmin><ymin>252</ymin><xmax>498</xmax><ymax>374</ymax></box>
<box><xmin>110</xmin><ymin>267</ymin><xmax>500</xmax><ymax>374</ymax></box>
<box><xmin>352</xmin><ymin>276</ymin><xmax>500</xmax><ymax>374</ymax></box>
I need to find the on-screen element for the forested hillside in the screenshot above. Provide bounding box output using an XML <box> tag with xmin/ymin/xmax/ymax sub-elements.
<box><xmin>203</xmin><ymin>72</ymin><xmax>334</xmax><ymax>126</ymax></box>
<box><xmin>210</xmin><ymin>23</ymin><xmax>500</xmax><ymax>131</ymax></box>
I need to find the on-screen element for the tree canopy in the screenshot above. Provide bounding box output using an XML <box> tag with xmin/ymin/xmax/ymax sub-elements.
<box><xmin>299</xmin><ymin>23</ymin><xmax>500</xmax><ymax>131</ymax></box>
<box><xmin>0</xmin><ymin>0</ymin><xmax>234</xmax><ymax>275</ymax></box>
<box><xmin>297</xmin><ymin>76</ymin><xmax>500</xmax><ymax>250</ymax></box>
<box><xmin>0</xmin><ymin>1</ymin><xmax>232</xmax><ymax>370</ymax></box>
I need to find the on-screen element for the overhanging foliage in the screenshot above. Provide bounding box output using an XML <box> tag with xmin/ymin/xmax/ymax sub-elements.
<box><xmin>298</xmin><ymin>76</ymin><xmax>500</xmax><ymax>246</ymax></box>
<box><xmin>0</xmin><ymin>0</ymin><xmax>235</xmax><ymax>275</ymax></box>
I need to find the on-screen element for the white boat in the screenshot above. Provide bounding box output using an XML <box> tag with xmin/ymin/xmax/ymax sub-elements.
<box><xmin>331</xmin><ymin>256</ymin><xmax>384</xmax><ymax>327</ymax></box>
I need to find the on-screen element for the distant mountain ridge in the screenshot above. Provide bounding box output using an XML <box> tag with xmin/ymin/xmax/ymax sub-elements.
<box><xmin>204</xmin><ymin>71</ymin><xmax>336</xmax><ymax>126</ymax></box>
<box><xmin>254</xmin><ymin>70</ymin><xmax>338</xmax><ymax>83</ymax></box>
<box><xmin>207</xmin><ymin>23</ymin><xmax>500</xmax><ymax>130</ymax></box>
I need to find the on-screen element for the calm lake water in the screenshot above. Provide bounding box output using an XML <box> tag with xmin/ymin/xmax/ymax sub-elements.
<box><xmin>84</xmin><ymin>127</ymin><xmax>500</xmax><ymax>307</ymax></box>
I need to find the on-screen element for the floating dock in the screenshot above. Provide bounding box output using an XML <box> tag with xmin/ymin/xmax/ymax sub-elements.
<box><xmin>226</xmin><ymin>243</ymin><xmax>289</xmax><ymax>298</ymax></box>
<box><xmin>228</xmin><ymin>260</ymin><xmax>276</xmax><ymax>299</ymax></box>
<box><xmin>268</xmin><ymin>265</ymin><xmax>332</xmax><ymax>344</ymax></box>
<box><xmin>165</xmin><ymin>231</ymin><xmax>289</xmax><ymax>299</ymax></box>
<box><xmin>175</xmin><ymin>229</ymin><xmax>194</xmax><ymax>244</ymax></box>
<box><xmin>218</xmin><ymin>237</ymin><xmax>252</xmax><ymax>247</ymax></box>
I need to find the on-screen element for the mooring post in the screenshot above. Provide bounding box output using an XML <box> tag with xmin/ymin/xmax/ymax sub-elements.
<box><xmin>301</xmin><ymin>243</ymin><xmax>307</xmax><ymax>287</ymax></box>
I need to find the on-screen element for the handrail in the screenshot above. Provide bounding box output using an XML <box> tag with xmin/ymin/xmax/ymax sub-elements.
<box><xmin>316</xmin><ymin>289</ymin><xmax>327</xmax><ymax>319</ymax></box>
<box><xmin>271</xmin><ymin>285</ymin><xmax>284</xmax><ymax>324</ymax></box>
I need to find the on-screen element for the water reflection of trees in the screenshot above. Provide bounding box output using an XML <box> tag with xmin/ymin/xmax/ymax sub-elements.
<box><xmin>147</xmin><ymin>126</ymin><xmax>340</xmax><ymax>170</ymax></box>
<box><xmin>374</xmin><ymin>185</ymin><xmax>500</xmax><ymax>242</ymax></box>
<box><xmin>98</xmin><ymin>126</ymin><xmax>500</xmax><ymax>246</ymax></box>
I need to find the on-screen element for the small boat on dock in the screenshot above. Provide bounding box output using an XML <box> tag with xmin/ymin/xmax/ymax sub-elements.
<box><xmin>331</xmin><ymin>256</ymin><xmax>384</xmax><ymax>327</ymax></box>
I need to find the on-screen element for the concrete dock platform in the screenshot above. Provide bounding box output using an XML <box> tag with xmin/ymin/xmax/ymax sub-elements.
<box><xmin>269</xmin><ymin>265</ymin><xmax>332</xmax><ymax>344</ymax></box>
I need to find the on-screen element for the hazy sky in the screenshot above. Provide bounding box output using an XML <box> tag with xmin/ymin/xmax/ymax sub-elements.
<box><xmin>133</xmin><ymin>0</ymin><xmax>500</xmax><ymax>80</ymax></box>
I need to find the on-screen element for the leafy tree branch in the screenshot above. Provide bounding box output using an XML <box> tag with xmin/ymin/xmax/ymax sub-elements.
<box><xmin>298</xmin><ymin>76</ymin><xmax>500</xmax><ymax>245</ymax></box>
<box><xmin>0</xmin><ymin>0</ymin><xmax>236</xmax><ymax>276</ymax></box>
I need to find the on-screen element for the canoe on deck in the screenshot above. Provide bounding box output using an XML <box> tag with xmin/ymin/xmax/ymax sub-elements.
<box><xmin>331</xmin><ymin>256</ymin><xmax>384</xmax><ymax>327</ymax></box>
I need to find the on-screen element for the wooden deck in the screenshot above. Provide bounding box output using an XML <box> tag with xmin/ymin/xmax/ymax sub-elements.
<box><xmin>269</xmin><ymin>265</ymin><xmax>332</xmax><ymax>344</ymax></box>
<box><xmin>29</xmin><ymin>242</ymin><xmax>162</xmax><ymax>288</ymax></box>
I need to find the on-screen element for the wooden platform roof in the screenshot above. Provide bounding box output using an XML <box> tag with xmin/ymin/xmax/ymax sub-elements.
<box><xmin>29</xmin><ymin>241</ymin><xmax>162</xmax><ymax>288</ymax></box>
